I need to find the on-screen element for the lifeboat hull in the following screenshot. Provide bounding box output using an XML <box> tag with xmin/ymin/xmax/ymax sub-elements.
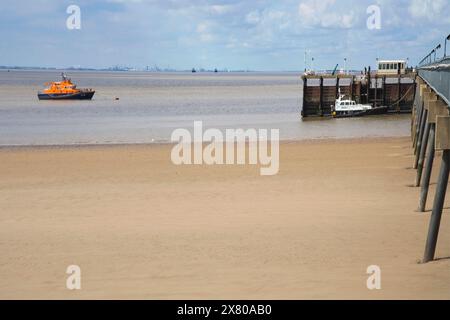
<box><xmin>38</xmin><ymin>91</ymin><xmax>95</xmax><ymax>100</ymax></box>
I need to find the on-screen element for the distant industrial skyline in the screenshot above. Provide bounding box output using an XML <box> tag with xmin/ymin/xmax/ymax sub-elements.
<box><xmin>1</xmin><ymin>0</ymin><xmax>450</xmax><ymax>71</ymax></box>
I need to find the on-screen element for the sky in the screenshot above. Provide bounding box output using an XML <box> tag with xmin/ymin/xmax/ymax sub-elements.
<box><xmin>1</xmin><ymin>0</ymin><xmax>450</xmax><ymax>71</ymax></box>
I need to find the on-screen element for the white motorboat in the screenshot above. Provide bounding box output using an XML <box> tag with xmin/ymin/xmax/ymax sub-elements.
<box><xmin>332</xmin><ymin>92</ymin><xmax>387</xmax><ymax>118</ymax></box>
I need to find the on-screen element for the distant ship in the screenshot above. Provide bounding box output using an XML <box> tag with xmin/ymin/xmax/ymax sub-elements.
<box><xmin>38</xmin><ymin>73</ymin><xmax>95</xmax><ymax>100</ymax></box>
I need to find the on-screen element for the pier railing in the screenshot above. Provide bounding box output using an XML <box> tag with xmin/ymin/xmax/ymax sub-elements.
<box><xmin>418</xmin><ymin>57</ymin><xmax>450</xmax><ymax>108</ymax></box>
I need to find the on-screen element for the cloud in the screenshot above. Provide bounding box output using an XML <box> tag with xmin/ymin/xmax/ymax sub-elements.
<box><xmin>408</xmin><ymin>0</ymin><xmax>449</xmax><ymax>21</ymax></box>
<box><xmin>245</xmin><ymin>11</ymin><xmax>260</xmax><ymax>25</ymax></box>
<box><xmin>196</xmin><ymin>21</ymin><xmax>216</xmax><ymax>42</ymax></box>
<box><xmin>298</xmin><ymin>0</ymin><xmax>357</xmax><ymax>28</ymax></box>
<box><xmin>1</xmin><ymin>0</ymin><xmax>450</xmax><ymax>70</ymax></box>
<box><xmin>209</xmin><ymin>4</ymin><xmax>234</xmax><ymax>15</ymax></box>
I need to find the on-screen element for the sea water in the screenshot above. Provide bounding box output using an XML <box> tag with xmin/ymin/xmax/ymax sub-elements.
<box><xmin>0</xmin><ymin>70</ymin><xmax>410</xmax><ymax>146</ymax></box>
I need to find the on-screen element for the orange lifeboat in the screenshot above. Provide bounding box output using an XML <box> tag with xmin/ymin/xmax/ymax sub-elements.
<box><xmin>38</xmin><ymin>73</ymin><xmax>95</xmax><ymax>100</ymax></box>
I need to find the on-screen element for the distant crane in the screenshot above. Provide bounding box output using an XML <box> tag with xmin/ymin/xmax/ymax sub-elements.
<box><xmin>331</xmin><ymin>64</ymin><xmax>339</xmax><ymax>76</ymax></box>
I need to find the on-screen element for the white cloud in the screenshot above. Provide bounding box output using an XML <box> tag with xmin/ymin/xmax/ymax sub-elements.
<box><xmin>408</xmin><ymin>0</ymin><xmax>448</xmax><ymax>21</ymax></box>
<box><xmin>196</xmin><ymin>23</ymin><xmax>208</xmax><ymax>33</ymax></box>
<box><xmin>298</xmin><ymin>0</ymin><xmax>356</xmax><ymax>28</ymax></box>
<box><xmin>196</xmin><ymin>22</ymin><xmax>215</xmax><ymax>42</ymax></box>
<box><xmin>209</xmin><ymin>4</ymin><xmax>233</xmax><ymax>15</ymax></box>
<box><xmin>3</xmin><ymin>0</ymin><xmax>450</xmax><ymax>70</ymax></box>
<box><xmin>245</xmin><ymin>11</ymin><xmax>260</xmax><ymax>25</ymax></box>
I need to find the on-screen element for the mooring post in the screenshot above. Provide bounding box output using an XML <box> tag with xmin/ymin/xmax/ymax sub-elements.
<box><xmin>350</xmin><ymin>76</ymin><xmax>354</xmax><ymax>101</ymax></box>
<box><xmin>397</xmin><ymin>75</ymin><xmax>401</xmax><ymax>112</ymax></box>
<box><xmin>319</xmin><ymin>76</ymin><xmax>323</xmax><ymax>116</ymax></box>
<box><xmin>335</xmin><ymin>76</ymin><xmax>340</xmax><ymax>99</ymax></box>
<box><xmin>374</xmin><ymin>75</ymin><xmax>378</xmax><ymax>108</ymax></box>
<box><xmin>367</xmin><ymin>68</ymin><xmax>371</xmax><ymax>105</ymax></box>
<box><xmin>302</xmin><ymin>76</ymin><xmax>307</xmax><ymax>117</ymax></box>
<box><xmin>423</xmin><ymin>115</ymin><xmax>450</xmax><ymax>263</ymax></box>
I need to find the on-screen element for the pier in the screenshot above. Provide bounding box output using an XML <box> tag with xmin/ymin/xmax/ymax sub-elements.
<box><xmin>301</xmin><ymin>73</ymin><xmax>416</xmax><ymax>118</ymax></box>
<box><xmin>412</xmin><ymin>51</ymin><xmax>450</xmax><ymax>263</ymax></box>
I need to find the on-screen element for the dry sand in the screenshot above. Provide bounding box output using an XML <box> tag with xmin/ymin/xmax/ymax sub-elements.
<box><xmin>0</xmin><ymin>137</ymin><xmax>449</xmax><ymax>299</ymax></box>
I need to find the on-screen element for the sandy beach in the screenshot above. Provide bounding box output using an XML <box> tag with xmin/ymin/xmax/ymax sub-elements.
<box><xmin>0</xmin><ymin>137</ymin><xmax>449</xmax><ymax>299</ymax></box>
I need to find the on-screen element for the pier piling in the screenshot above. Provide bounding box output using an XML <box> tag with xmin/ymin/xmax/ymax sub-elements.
<box><xmin>423</xmin><ymin>115</ymin><xmax>450</xmax><ymax>262</ymax></box>
<box><xmin>415</xmin><ymin>54</ymin><xmax>450</xmax><ymax>263</ymax></box>
<box><xmin>413</xmin><ymin>100</ymin><xmax>423</xmax><ymax>150</ymax></box>
<box><xmin>412</xmin><ymin>83</ymin><xmax>424</xmax><ymax>148</ymax></box>
<box><xmin>413</xmin><ymin>84</ymin><xmax>430</xmax><ymax>151</ymax></box>
<box><xmin>418</xmin><ymin>101</ymin><xmax>449</xmax><ymax>211</ymax></box>
<box><xmin>414</xmin><ymin>108</ymin><xmax>428</xmax><ymax>169</ymax></box>
<box><xmin>415</xmin><ymin>120</ymin><xmax>430</xmax><ymax>186</ymax></box>
<box><xmin>418</xmin><ymin>100</ymin><xmax>450</xmax><ymax>209</ymax></box>
<box><xmin>423</xmin><ymin>149</ymin><xmax>450</xmax><ymax>262</ymax></box>
<box><xmin>418</xmin><ymin>123</ymin><xmax>435</xmax><ymax>212</ymax></box>
<box><xmin>415</xmin><ymin>92</ymin><xmax>437</xmax><ymax>185</ymax></box>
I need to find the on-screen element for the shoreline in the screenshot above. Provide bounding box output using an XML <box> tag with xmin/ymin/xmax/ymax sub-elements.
<box><xmin>0</xmin><ymin>134</ymin><xmax>410</xmax><ymax>151</ymax></box>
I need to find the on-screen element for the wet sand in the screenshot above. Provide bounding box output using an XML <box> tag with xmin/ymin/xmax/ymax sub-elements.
<box><xmin>0</xmin><ymin>137</ymin><xmax>449</xmax><ymax>299</ymax></box>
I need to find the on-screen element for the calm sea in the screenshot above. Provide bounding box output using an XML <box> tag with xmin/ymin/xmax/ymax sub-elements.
<box><xmin>0</xmin><ymin>70</ymin><xmax>410</xmax><ymax>146</ymax></box>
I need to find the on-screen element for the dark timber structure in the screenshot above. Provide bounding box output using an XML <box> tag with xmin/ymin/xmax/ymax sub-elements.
<box><xmin>301</xmin><ymin>73</ymin><xmax>416</xmax><ymax>118</ymax></box>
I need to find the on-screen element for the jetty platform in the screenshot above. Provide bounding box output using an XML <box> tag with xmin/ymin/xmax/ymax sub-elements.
<box><xmin>301</xmin><ymin>73</ymin><xmax>416</xmax><ymax>118</ymax></box>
